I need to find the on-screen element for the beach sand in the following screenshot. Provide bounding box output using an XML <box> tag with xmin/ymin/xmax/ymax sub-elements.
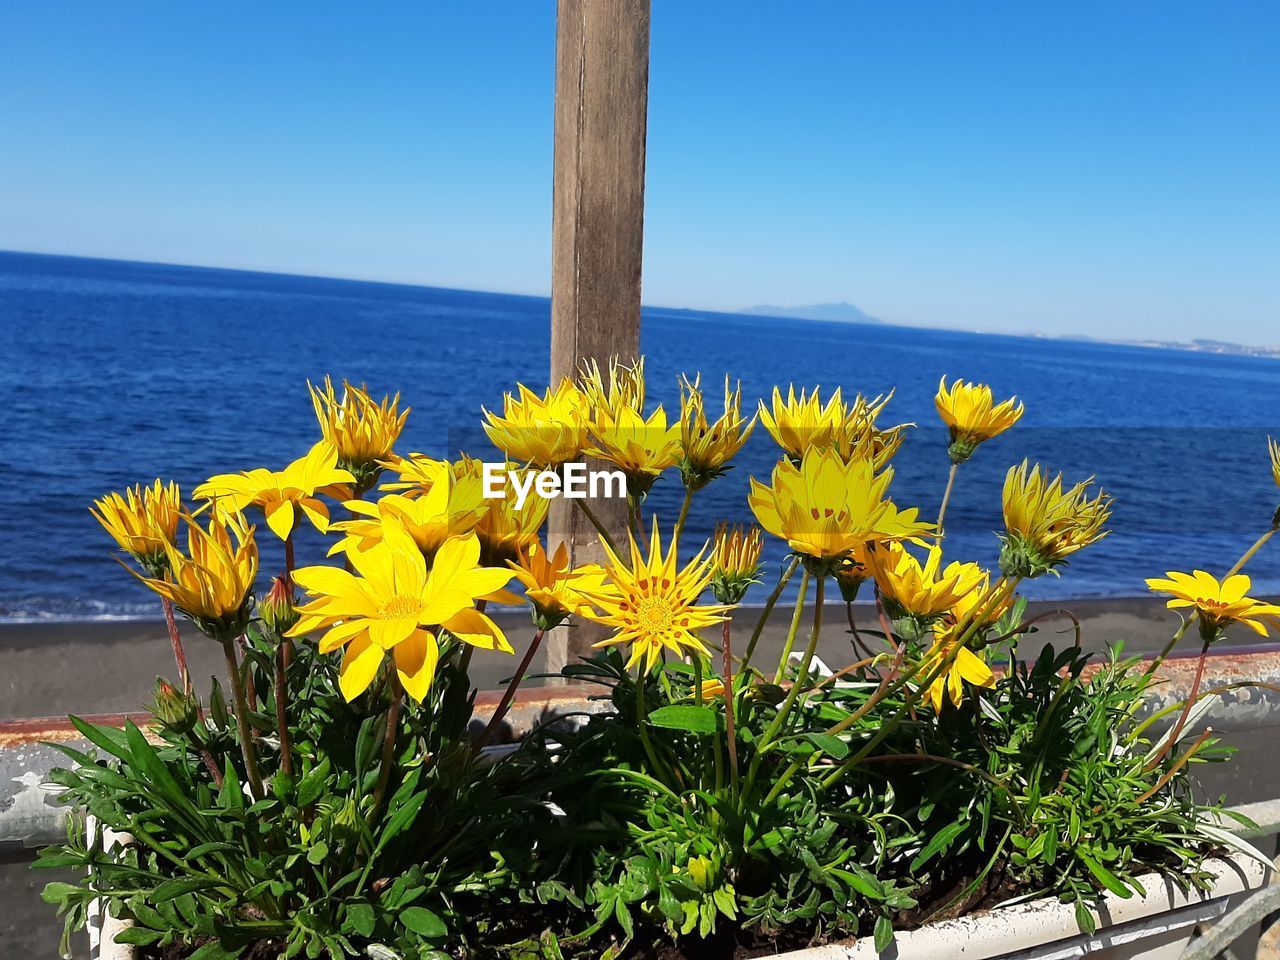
<box><xmin>1</xmin><ymin>595</ymin><xmax>1268</xmax><ymax>721</ymax></box>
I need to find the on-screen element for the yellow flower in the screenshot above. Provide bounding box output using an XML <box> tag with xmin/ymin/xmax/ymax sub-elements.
<box><xmin>509</xmin><ymin>540</ymin><xmax>608</xmax><ymax>629</ymax></box>
<box><xmin>1145</xmin><ymin>570</ymin><xmax>1280</xmax><ymax>640</ymax></box>
<box><xmin>833</xmin><ymin>548</ymin><xmax>870</xmax><ymax>602</ymax></box>
<box><xmin>136</xmin><ymin>512</ymin><xmax>258</xmax><ymax>636</ymax></box>
<box><xmin>483</xmin><ymin>378</ymin><xmax>590</xmax><ymax>469</ymax></box>
<box><xmin>378</xmin><ymin>452</ymin><xmax>448</xmax><ymax>496</ymax></box>
<box><xmin>289</xmin><ymin>523</ymin><xmax>515</xmax><ymax>702</ymax></box>
<box><xmin>467</xmin><ymin>458</ymin><xmax>551</xmax><ymax>564</ymax></box>
<box><xmin>329</xmin><ymin>485</ymin><xmax>488</xmax><ymax>561</ymax></box>
<box><xmin>91</xmin><ymin>480</ymin><xmax>182</xmax><ymax>571</ymax></box>
<box><xmin>709</xmin><ymin>523</ymin><xmax>764</xmax><ymax>604</ymax></box>
<box><xmin>579</xmin><ymin>356</ymin><xmax>646</xmax><ymax>419</ymax></box>
<box><xmin>1269</xmin><ymin>437</ymin><xmax>1280</xmax><ymax>490</ymax></box>
<box><xmin>920</xmin><ymin>638</ymin><xmax>995</xmax><ymax>712</ymax></box>
<box><xmin>678</xmin><ymin>375</ymin><xmax>756</xmax><ymax>488</ymax></box>
<box><xmin>587</xmin><ymin>404</ymin><xmax>681</xmax><ymax>490</ymax></box>
<box><xmin>309</xmin><ymin>376</ymin><xmax>409</xmax><ymax>488</ymax></box>
<box><xmin>748</xmin><ymin>448</ymin><xmax>931</xmax><ymax>565</ymax></box>
<box><xmin>758</xmin><ymin>385</ymin><xmax>847</xmax><ymax>459</ymax></box>
<box><xmin>695</xmin><ymin>677</ymin><xmax>726</xmax><ymax>699</ymax></box>
<box><xmin>999</xmin><ymin>461</ymin><xmax>1112</xmax><ymax>578</ymax></box>
<box><xmin>937</xmin><ymin>575</ymin><xmax>1015</xmax><ymax>643</ymax></box>
<box><xmin>194</xmin><ymin>441</ymin><xmax>356</xmax><ymax>541</ymax></box>
<box><xmin>864</xmin><ymin>542</ymin><xmax>987</xmax><ymax>622</ymax></box>
<box><xmin>580</xmin><ymin>521</ymin><xmax>729</xmax><ymax>671</ymax></box>
<box><xmin>935</xmin><ymin>377</ymin><xmax>1024</xmax><ymax>463</ymax></box>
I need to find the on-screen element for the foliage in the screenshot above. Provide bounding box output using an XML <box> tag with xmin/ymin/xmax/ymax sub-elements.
<box><xmin>38</xmin><ymin>367</ymin><xmax>1280</xmax><ymax>958</ymax></box>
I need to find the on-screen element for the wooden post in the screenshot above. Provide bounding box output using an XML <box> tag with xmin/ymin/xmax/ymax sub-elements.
<box><xmin>545</xmin><ymin>0</ymin><xmax>651</xmax><ymax>673</ymax></box>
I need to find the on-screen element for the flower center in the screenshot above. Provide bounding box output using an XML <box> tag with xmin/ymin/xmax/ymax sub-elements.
<box><xmin>378</xmin><ymin>595</ymin><xmax>425</xmax><ymax>620</ymax></box>
<box><xmin>635</xmin><ymin>596</ymin><xmax>675</xmax><ymax>633</ymax></box>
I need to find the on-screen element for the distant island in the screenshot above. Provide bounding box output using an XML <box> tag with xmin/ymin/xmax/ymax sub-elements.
<box><xmin>738</xmin><ymin>300</ymin><xmax>1280</xmax><ymax>359</ymax></box>
<box><xmin>739</xmin><ymin>302</ymin><xmax>882</xmax><ymax>325</ymax></box>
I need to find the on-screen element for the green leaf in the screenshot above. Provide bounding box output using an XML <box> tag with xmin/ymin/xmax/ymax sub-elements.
<box><xmin>1080</xmin><ymin>853</ymin><xmax>1132</xmax><ymax>898</ymax></box>
<box><xmin>804</xmin><ymin>732</ymin><xmax>849</xmax><ymax>759</ymax></box>
<box><xmin>400</xmin><ymin>906</ymin><xmax>447</xmax><ymax>939</ymax></box>
<box><xmin>152</xmin><ymin>877</ymin><xmax>220</xmax><ymax>902</ymax></box>
<box><xmin>911</xmin><ymin>820</ymin><xmax>968</xmax><ymax>871</ymax></box>
<box><xmin>188</xmin><ymin>941</ymin><xmax>244</xmax><ymax>960</ymax></box>
<box><xmin>873</xmin><ymin>914</ymin><xmax>894</xmax><ymax>953</ymax></box>
<box><xmin>1074</xmin><ymin>898</ymin><xmax>1097</xmax><ymax>934</ymax></box>
<box><xmin>307</xmin><ymin>841</ymin><xmax>329</xmax><ymax>865</ymax></box>
<box><xmin>297</xmin><ymin>757</ymin><xmax>332</xmax><ymax>807</ymax></box>
<box><xmin>646</xmin><ymin>705</ymin><xmax>720</xmax><ymax>734</ymax></box>
<box><xmin>115</xmin><ymin>927</ymin><xmax>164</xmax><ymax>946</ymax></box>
<box><xmin>347</xmin><ymin>902</ymin><xmax>376</xmax><ymax>938</ymax></box>
<box><xmin>68</xmin><ymin>715</ymin><xmax>131</xmax><ymax>760</ymax></box>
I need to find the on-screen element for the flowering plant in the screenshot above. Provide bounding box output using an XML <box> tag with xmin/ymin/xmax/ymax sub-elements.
<box><xmin>38</xmin><ymin>368</ymin><xmax>1279</xmax><ymax>959</ymax></box>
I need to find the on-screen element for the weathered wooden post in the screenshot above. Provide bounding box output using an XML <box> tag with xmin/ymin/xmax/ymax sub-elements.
<box><xmin>545</xmin><ymin>0</ymin><xmax>651</xmax><ymax>673</ymax></box>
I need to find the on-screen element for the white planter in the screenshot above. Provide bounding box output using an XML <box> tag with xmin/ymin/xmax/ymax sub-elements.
<box><xmin>776</xmin><ymin>852</ymin><xmax>1267</xmax><ymax>960</ymax></box>
<box><xmin>88</xmin><ymin>851</ymin><xmax>1264</xmax><ymax>960</ymax></box>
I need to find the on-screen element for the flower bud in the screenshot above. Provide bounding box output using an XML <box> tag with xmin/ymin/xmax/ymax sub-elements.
<box><xmin>710</xmin><ymin>524</ymin><xmax>763</xmax><ymax>605</ymax></box>
<box><xmin>260</xmin><ymin>575</ymin><xmax>300</xmax><ymax>635</ymax></box>
<box><xmin>150</xmin><ymin>677</ymin><xmax>198</xmax><ymax>733</ymax></box>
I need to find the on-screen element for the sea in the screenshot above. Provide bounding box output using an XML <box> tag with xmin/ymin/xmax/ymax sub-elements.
<box><xmin>3</xmin><ymin>249</ymin><xmax>1279</xmax><ymax>623</ymax></box>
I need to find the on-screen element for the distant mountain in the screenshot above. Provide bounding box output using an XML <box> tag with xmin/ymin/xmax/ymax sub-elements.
<box><xmin>739</xmin><ymin>302</ymin><xmax>882</xmax><ymax>325</ymax></box>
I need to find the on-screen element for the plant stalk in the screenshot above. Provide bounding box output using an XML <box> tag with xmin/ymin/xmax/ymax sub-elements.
<box><xmin>935</xmin><ymin>461</ymin><xmax>959</xmax><ymax>539</ymax></box>
<box><xmin>740</xmin><ymin>555</ymin><xmax>800</xmax><ymax>668</ymax></box>
<box><xmin>220</xmin><ymin>634</ymin><xmax>264</xmax><ymax>801</ymax></box>
<box><xmin>478</xmin><ymin>628</ymin><xmax>546</xmax><ymax>747</ymax></box>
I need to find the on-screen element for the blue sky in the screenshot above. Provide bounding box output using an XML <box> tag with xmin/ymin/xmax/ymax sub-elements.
<box><xmin>1</xmin><ymin>2</ymin><xmax>1276</xmax><ymax>343</ymax></box>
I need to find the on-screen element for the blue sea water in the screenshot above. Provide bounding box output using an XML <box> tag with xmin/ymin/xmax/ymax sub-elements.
<box><xmin>2</xmin><ymin>249</ymin><xmax>1279</xmax><ymax>622</ymax></box>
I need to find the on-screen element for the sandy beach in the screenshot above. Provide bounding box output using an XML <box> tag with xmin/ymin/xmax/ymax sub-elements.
<box><xmin>1</xmin><ymin>595</ymin><xmax>1269</xmax><ymax>722</ymax></box>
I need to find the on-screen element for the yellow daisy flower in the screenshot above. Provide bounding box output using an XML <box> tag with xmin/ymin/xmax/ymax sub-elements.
<box><xmin>587</xmin><ymin>404</ymin><xmax>681</xmax><ymax>489</ymax></box>
<box><xmin>483</xmin><ymin>378</ymin><xmax>590</xmax><ymax>469</ymax></box>
<box><xmin>509</xmin><ymin>540</ymin><xmax>607</xmax><ymax>629</ymax></box>
<box><xmin>194</xmin><ymin>441</ymin><xmax>355</xmax><ymax>541</ymax></box>
<box><xmin>1145</xmin><ymin>570</ymin><xmax>1280</xmax><ymax>640</ymax></box>
<box><xmin>289</xmin><ymin>522</ymin><xmax>514</xmax><ymax>702</ymax></box>
<box><xmin>136</xmin><ymin>512</ymin><xmax>258</xmax><ymax>637</ymax></box>
<box><xmin>91</xmin><ymin>479</ymin><xmax>183</xmax><ymax>571</ymax></box>
<box><xmin>309</xmin><ymin>377</ymin><xmax>409</xmax><ymax>489</ymax></box>
<box><xmin>864</xmin><ymin>542</ymin><xmax>987</xmax><ymax>621</ymax></box>
<box><xmin>935</xmin><ymin>377</ymin><xmax>1024</xmax><ymax>462</ymax></box>
<box><xmin>758</xmin><ymin>385</ymin><xmax>847</xmax><ymax>459</ymax></box>
<box><xmin>678</xmin><ymin>374</ymin><xmax>756</xmax><ymax>488</ymax></box>
<box><xmin>580</xmin><ymin>521</ymin><xmax>729</xmax><ymax>671</ymax></box>
<box><xmin>579</xmin><ymin>356</ymin><xmax>646</xmax><ymax>419</ymax></box>
<box><xmin>920</xmin><ymin>637</ymin><xmax>995</xmax><ymax>712</ymax></box>
<box><xmin>1000</xmin><ymin>461</ymin><xmax>1111</xmax><ymax>578</ymax></box>
<box><xmin>748</xmin><ymin>447</ymin><xmax>931</xmax><ymax>565</ymax></box>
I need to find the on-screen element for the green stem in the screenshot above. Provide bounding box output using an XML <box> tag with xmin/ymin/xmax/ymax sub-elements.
<box><xmin>818</xmin><ymin>578</ymin><xmax>1019</xmax><ymax>790</ymax></box>
<box><xmin>673</xmin><ymin>485</ymin><xmax>695</xmax><ymax>542</ymax></box>
<box><xmin>369</xmin><ymin>670</ymin><xmax>403</xmax><ymax>822</ymax></box>
<box><xmin>634</xmin><ymin>666</ymin><xmax>667</xmax><ymax>780</ymax></box>
<box><xmin>1225</xmin><ymin>526</ymin><xmax>1277</xmax><ymax>578</ymax></box>
<box><xmin>773</xmin><ymin>568</ymin><xmax>812</xmax><ymax>684</ymax></box>
<box><xmin>722</xmin><ymin>618</ymin><xmax>739</xmax><ymax>788</ymax></box>
<box><xmin>220</xmin><ymin>635</ymin><xmax>264</xmax><ymax>801</ymax></box>
<box><xmin>744</xmin><ymin>576</ymin><xmax>824</xmax><ymax>810</ymax></box>
<box><xmin>574</xmin><ymin>497</ymin><xmax>621</xmax><ymax>554</ymax></box>
<box><xmin>740</xmin><ymin>555</ymin><xmax>800</xmax><ymax>668</ymax></box>
<box><xmin>478</xmin><ymin>628</ymin><xmax>545</xmax><ymax>747</ymax></box>
<box><xmin>935</xmin><ymin>462</ymin><xmax>959</xmax><ymax>539</ymax></box>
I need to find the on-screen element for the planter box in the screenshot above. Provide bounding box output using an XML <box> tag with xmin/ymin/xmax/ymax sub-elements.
<box><xmin>89</xmin><ymin>850</ymin><xmax>1264</xmax><ymax>960</ymax></box>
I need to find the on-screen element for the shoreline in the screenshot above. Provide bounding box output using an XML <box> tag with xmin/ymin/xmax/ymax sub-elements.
<box><xmin>3</xmin><ymin>595</ymin><xmax>1272</xmax><ymax>721</ymax></box>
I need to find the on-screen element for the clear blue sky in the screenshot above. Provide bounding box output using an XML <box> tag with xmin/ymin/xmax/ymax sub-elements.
<box><xmin>2</xmin><ymin>2</ymin><xmax>1277</xmax><ymax>343</ymax></box>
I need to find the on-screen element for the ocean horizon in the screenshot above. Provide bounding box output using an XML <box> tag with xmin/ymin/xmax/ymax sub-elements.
<box><xmin>3</xmin><ymin>249</ymin><xmax>1279</xmax><ymax>623</ymax></box>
